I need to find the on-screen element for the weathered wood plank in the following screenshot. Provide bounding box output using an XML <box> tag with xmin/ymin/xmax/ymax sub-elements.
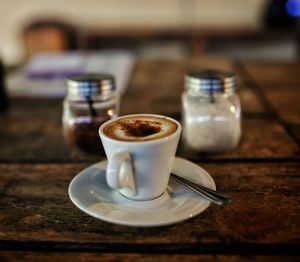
<box><xmin>0</xmin><ymin>59</ymin><xmax>299</xmax><ymax>259</ymax></box>
<box><xmin>0</xmin><ymin>127</ymin><xmax>102</xmax><ymax>163</ymax></box>
<box><xmin>121</xmin><ymin>84</ymin><xmax>267</xmax><ymax>116</ymax></box>
<box><xmin>240</xmin><ymin>61</ymin><xmax>300</xmax><ymax>139</ymax></box>
<box><xmin>180</xmin><ymin>119</ymin><xmax>299</xmax><ymax>160</ymax></box>
<box><xmin>237</xmin><ymin>86</ymin><xmax>268</xmax><ymax>115</ymax></box>
<box><xmin>0</xmin><ymin>60</ymin><xmax>270</xmax><ymax>162</ymax></box>
<box><xmin>263</xmin><ymin>90</ymin><xmax>300</xmax><ymax>125</ymax></box>
<box><xmin>0</xmin><ymin>162</ymin><xmax>299</xmax><ymax>254</ymax></box>
<box><xmin>1</xmin><ymin>98</ymin><xmax>62</xmax><ymax>122</ymax></box>
<box><xmin>0</xmin><ymin>251</ymin><xmax>297</xmax><ymax>262</ymax></box>
<box><xmin>242</xmin><ymin>62</ymin><xmax>300</xmax><ymax>87</ymax></box>
<box><xmin>2</xmin><ymin>60</ymin><xmax>279</xmax><ymax>120</ymax></box>
<box><xmin>122</xmin><ymin>59</ymin><xmax>266</xmax><ymax>115</ymax></box>
<box><xmin>290</xmin><ymin>124</ymin><xmax>300</xmax><ymax>143</ymax></box>
<box><xmin>0</xmin><ymin>118</ymin><xmax>298</xmax><ymax>162</ymax></box>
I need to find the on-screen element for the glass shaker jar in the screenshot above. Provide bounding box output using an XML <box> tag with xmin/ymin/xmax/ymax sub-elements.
<box><xmin>63</xmin><ymin>73</ymin><xmax>120</xmax><ymax>154</ymax></box>
<box><xmin>182</xmin><ymin>70</ymin><xmax>241</xmax><ymax>153</ymax></box>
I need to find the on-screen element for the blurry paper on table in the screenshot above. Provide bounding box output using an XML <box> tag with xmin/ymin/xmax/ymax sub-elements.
<box><xmin>7</xmin><ymin>51</ymin><xmax>136</xmax><ymax>97</ymax></box>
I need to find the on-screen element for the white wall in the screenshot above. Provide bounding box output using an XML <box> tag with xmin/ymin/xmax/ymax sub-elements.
<box><xmin>0</xmin><ymin>0</ymin><xmax>266</xmax><ymax>65</ymax></box>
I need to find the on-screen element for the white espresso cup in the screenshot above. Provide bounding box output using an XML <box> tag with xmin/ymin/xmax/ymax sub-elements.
<box><xmin>99</xmin><ymin>114</ymin><xmax>181</xmax><ymax>201</ymax></box>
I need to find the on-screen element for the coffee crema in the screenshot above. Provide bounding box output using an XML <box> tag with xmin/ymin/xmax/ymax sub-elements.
<box><xmin>103</xmin><ymin>116</ymin><xmax>178</xmax><ymax>141</ymax></box>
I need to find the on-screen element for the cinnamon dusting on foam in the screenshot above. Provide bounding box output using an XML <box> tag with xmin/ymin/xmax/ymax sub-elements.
<box><xmin>119</xmin><ymin>120</ymin><xmax>161</xmax><ymax>137</ymax></box>
<box><xmin>103</xmin><ymin>116</ymin><xmax>178</xmax><ymax>142</ymax></box>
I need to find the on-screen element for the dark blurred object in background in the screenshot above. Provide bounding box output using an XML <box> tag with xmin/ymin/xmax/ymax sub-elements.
<box><xmin>23</xmin><ymin>19</ymin><xmax>77</xmax><ymax>57</ymax></box>
<box><xmin>0</xmin><ymin>58</ymin><xmax>9</xmax><ymax>112</ymax></box>
<box><xmin>264</xmin><ymin>0</ymin><xmax>300</xmax><ymax>28</ymax></box>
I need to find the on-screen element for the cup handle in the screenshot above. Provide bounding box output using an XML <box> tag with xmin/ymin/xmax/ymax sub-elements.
<box><xmin>106</xmin><ymin>152</ymin><xmax>136</xmax><ymax>197</ymax></box>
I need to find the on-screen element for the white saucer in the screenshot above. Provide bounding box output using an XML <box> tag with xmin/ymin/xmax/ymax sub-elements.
<box><xmin>68</xmin><ymin>157</ymin><xmax>216</xmax><ymax>227</ymax></box>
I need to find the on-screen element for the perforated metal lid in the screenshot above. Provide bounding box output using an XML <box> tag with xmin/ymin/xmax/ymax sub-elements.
<box><xmin>66</xmin><ymin>73</ymin><xmax>115</xmax><ymax>100</ymax></box>
<box><xmin>185</xmin><ymin>69</ymin><xmax>235</xmax><ymax>94</ymax></box>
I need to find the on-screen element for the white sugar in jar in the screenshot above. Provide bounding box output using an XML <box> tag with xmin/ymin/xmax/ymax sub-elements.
<box><xmin>182</xmin><ymin>70</ymin><xmax>241</xmax><ymax>153</ymax></box>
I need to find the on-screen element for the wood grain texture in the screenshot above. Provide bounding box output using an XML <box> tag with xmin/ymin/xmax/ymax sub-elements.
<box><xmin>0</xmin><ymin>60</ymin><xmax>294</xmax><ymax>162</ymax></box>
<box><xmin>121</xmin><ymin>59</ymin><xmax>265</xmax><ymax>116</ymax></box>
<box><xmin>290</xmin><ymin>124</ymin><xmax>300</xmax><ymax>142</ymax></box>
<box><xmin>0</xmin><ymin>117</ymin><xmax>298</xmax><ymax>162</ymax></box>
<box><xmin>180</xmin><ymin>119</ymin><xmax>299</xmax><ymax>160</ymax></box>
<box><xmin>242</xmin><ymin>62</ymin><xmax>300</xmax><ymax>87</ymax></box>
<box><xmin>1</xmin><ymin>59</ymin><xmax>300</xmax><ymax>260</ymax></box>
<box><xmin>263</xmin><ymin>89</ymin><xmax>300</xmax><ymax>125</ymax></box>
<box><xmin>244</xmin><ymin>63</ymin><xmax>300</xmax><ymax>124</ymax></box>
<box><xmin>0</xmin><ymin>252</ymin><xmax>298</xmax><ymax>262</ymax></box>
<box><xmin>0</xmin><ymin>162</ymin><xmax>299</xmax><ymax>254</ymax></box>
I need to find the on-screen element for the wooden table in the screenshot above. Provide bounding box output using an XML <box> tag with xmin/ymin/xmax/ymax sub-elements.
<box><xmin>0</xmin><ymin>57</ymin><xmax>299</xmax><ymax>261</ymax></box>
<box><xmin>78</xmin><ymin>27</ymin><xmax>300</xmax><ymax>57</ymax></box>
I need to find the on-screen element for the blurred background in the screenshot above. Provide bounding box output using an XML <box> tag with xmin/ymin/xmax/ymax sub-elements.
<box><xmin>0</xmin><ymin>0</ymin><xmax>299</xmax><ymax>66</ymax></box>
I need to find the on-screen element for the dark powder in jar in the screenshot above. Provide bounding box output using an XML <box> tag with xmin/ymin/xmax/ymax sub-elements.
<box><xmin>66</xmin><ymin>116</ymin><xmax>110</xmax><ymax>154</ymax></box>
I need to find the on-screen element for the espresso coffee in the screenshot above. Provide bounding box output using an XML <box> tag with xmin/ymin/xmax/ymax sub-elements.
<box><xmin>103</xmin><ymin>115</ymin><xmax>178</xmax><ymax>142</ymax></box>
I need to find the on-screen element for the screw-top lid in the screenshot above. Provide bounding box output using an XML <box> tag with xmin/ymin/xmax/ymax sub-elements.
<box><xmin>66</xmin><ymin>73</ymin><xmax>115</xmax><ymax>100</ymax></box>
<box><xmin>185</xmin><ymin>69</ymin><xmax>235</xmax><ymax>95</ymax></box>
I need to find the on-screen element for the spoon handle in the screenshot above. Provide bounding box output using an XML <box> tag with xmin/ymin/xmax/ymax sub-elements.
<box><xmin>170</xmin><ymin>173</ymin><xmax>230</xmax><ymax>205</ymax></box>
